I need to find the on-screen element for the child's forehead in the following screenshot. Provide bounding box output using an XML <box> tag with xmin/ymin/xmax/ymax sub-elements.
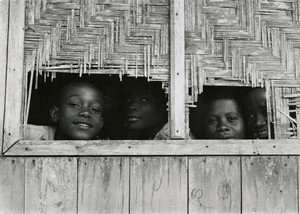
<box><xmin>207</xmin><ymin>99</ymin><xmax>241</xmax><ymax>113</ymax></box>
<box><xmin>61</xmin><ymin>83</ymin><xmax>103</xmax><ymax>100</ymax></box>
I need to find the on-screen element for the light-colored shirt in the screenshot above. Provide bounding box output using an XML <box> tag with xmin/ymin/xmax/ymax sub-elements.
<box><xmin>24</xmin><ymin>124</ymin><xmax>56</xmax><ymax>140</ymax></box>
<box><xmin>154</xmin><ymin>123</ymin><xmax>194</xmax><ymax>140</ymax></box>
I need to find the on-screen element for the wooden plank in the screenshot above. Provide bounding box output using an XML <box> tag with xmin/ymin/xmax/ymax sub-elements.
<box><xmin>3</xmin><ymin>0</ymin><xmax>25</xmax><ymax>151</ymax></box>
<box><xmin>6</xmin><ymin>139</ymin><xmax>300</xmax><ymax>156</ymax></box>
<box><xmin>170</xmin><ymin>0</ymin><xmax>185</xmax><ymax>138</ymax></box>
<box><xmin>25</xmin><ymin>157</ymin><xmax>77</xmax><ymax>214</ymax></box>
<box><xmin>242</xmin><ymin>156</ymin><xmax>298</xmax><ymax>213</ymax></box>
<box><xmin>189</xmin><ymin>157</ymin><xmax>241</xmax><ymax>213</ymax></box>
<box><xmin>0</xmin><ymin>157</ymin><xmax>25</xmax><ymax>213</ymax></box>
<box><xmin>130</xmin><ymin>157</ymin><xmax>187</xmax><ymax>213</ymax></box>
<box><xmin>78</xmin><ymin>157</ymin><xmax>129</xmax><ymax>213</ymax></box>
<box><xmin>0</xmin><ymin>0</ymin><xmax>9</xmax><ymax>155</ymax></box>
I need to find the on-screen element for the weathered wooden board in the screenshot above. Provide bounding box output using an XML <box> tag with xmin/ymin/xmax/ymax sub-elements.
<box><xmin>3</xmin><ymin>0</ymin><xmax>25</xmax><ymax>151</ymax></box>
<box><xmin>25</xmin><ymin>157</ymin><xmax>77</xmax><ymax>214</ymax></box>
<box><xmin>130</xmin><ymin>157</ymin><xmax>187</xmax><ymax>214</ymax></box>
<box><xmin>0</xmin><ymin>0</ymin><xmax>9</xmax><ymax>154</ymax></box>
<box><xmin>78</xmin><ymin>157</ymin><xmax>129</xmax><ymax>214</ymax></box>
<box><xmin>189</xmin><ymin>157</ymin><xmax>241</xmax><ymax>213</ymax></box>
<box><xmin>242</xmin><ymin>156</ymin><xmax>298</xmax><ymax>213</ymax></box>
<box><xmin>170</xmin><ymin>0</ymin><xmax>185</xmax><ymax>138</ymax></box>
<box><xmin>6</xmin><ymin>139</ymin><xmax>300</xmax><ymax>156</ymax></box>
<box><xmin>0</xmin><ymin>158</ymin><xmax>25</xmax><ymax>214</ymax></box>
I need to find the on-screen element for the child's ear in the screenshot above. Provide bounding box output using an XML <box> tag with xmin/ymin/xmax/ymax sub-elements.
<box><xmin>50</xmin><ymin>106</ymin><xmax>59</xmax><ymax>123</ymax></box>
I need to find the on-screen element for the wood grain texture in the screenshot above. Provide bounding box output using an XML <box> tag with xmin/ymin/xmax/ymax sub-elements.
<box><xmin>242</xmin><ymin>156</ymin><xmax>298</xmax><ymax>213</ymax></box>
<box><xmin>3</xmin><ymin>0</ymin><xmax>25</xmax><ymax>151</ymax></box>
<box><xmin>25</xmin><ymin>157</ymin><xmax>77</xmax><ymax>214</ymax></box>
<box><xmin>0</xmin><ymin>157</ymin><xmax>25</xmax><ymax>214</ymax></box>
<box><xmin>0</xmin><ymin>0</ymin><xmax>9</xmax><ymax>155</ymax></box>
<box><xmin>189</xmin><ymin>157</ymin><xmax>241</xmax><ymax>213</ymax></box>
<box><xmin>170</xmin><ymin>0</ymin><xmax>185</xmax><ymax>138</ymax></box>
<box><xmin>6</xmin><ymin>139</ymin><xmax>300</xmax><ymax>156</ymax></box>
<box><xmin>130</xmin><ymin>157</ymin><xmax>187</xmax><ymax>214</ymax></box>
<box><xmin>78</xmin><ymin>157</ymin><xmax>129</xmax><ymax>214</ymax></box>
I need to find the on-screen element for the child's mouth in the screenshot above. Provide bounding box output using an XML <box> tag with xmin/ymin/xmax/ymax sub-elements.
<box><xmin>74</xmin><ymin>122</ymin><xmax>92</xmax><ymax>129</ymax></box>
<box><xmin>128</xmin><ymin>117</ymin><xmax>141</xmax><ymax>122</ymax></box>
<box><xmin>254</xmin><ymin>130</ymin><xmax>268</xmax><ymax>138</ymax></box>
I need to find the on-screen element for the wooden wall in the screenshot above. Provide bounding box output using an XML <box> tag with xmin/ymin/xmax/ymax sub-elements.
<box><xmin>1</xmin><ymin>1</ymin><xmax>300</xmax><ymax>213</ymax></box>
<box><xmin>0</xmin><ymin>156</ymin><xmax>299</xmax><ymax>213</ymax></box>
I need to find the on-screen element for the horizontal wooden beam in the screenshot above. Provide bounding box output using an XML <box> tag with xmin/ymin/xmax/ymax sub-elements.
<box><xmin>4</xmin><ymin>139</ymin><xmax>300</xmax><ymax>156</ymax></box>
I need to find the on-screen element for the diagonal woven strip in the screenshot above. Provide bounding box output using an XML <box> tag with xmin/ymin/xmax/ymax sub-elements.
<box><xmin>24</xmin><ymin>0</ymin><xmax>170</xmax><ymax>81</ymax></box>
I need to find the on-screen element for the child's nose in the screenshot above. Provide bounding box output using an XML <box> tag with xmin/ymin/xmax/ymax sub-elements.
<box><xmin>127</xmin><ymin>102</ymin><xmax>139</xmax><ymax>111</ymax></box>
<box><xmin>256</xmin><ymin>113</ymin><xmax>266</xmax><ymax>127</ymax></box>
<box><xmin>217</xmin><ymin>119</ymin><xmax>230</xmax><ymax>132</ymax></box>
<box><xmin>217</xmin><ymin>125</ymin><xmax>230</xmax><ymax>132</ymax></box>
<box><xmin>78</xmin><ymin>107</ymin><xmax>92</xmax><ymax>118</ymax></box>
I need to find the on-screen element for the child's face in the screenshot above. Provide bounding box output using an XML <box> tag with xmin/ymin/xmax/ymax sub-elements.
<box><xmin>204</xmin><ymin>99</ymin><xmax>244</xmax><ymax>139</ymax></box>
<box><xmin>51</xmin><ymin>84</ymin><xmax>104</xmax><ymax>140</ymax></box>
<box><xmin>244</xmin><ymin>88</ymin><xmax>268</xmax><ymax>139</ymax></box>
<box><xmin>125</xmin><ymin>90</ymin><xmax>165</xmax><ymax>131</ymax></box>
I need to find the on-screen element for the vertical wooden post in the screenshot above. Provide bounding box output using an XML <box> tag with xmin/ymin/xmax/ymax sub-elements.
<box><xmin>3</xmin><ymin>0</ymin><xmax>25</xmax><ymax>152</ymax></box>
<box><xmin>0</xmin><ymin>0</ymin><xmax>10</xmax><ymax>154</ymax></box>
<box><xmin>170</xmin><ymin>0</ymin><xmax>185</xmax><ymax>139</ymax></box>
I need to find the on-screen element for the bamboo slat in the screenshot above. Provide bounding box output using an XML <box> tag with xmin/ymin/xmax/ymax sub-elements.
<box><xmin>0</xmin><ymin>0</ymin><xmax>9</xmax><ymax>154</ymax></box>
<box><xmin>25</xmin><ymin>157</ymin><xmax>77</xmax><ymax>214</ymax></box>
<box><xmin>78</xmin><ymin>157</ymin><xmax>129</xmax><ymax>213</ymax></box>
<box><xmin>242</xmin><ymin>156</ymin><xmax>298</xmax><ymax>213</ymax></box>
<box><xmin>189</xmin><ymin>157</ymin><xmax>241</xmax><ymax>213</ymax></box>
<box><xmin>0</xmin><ymin>158</ymin><xmax>25</xmax><ymax>214</ymax></box>
<box><xmin>130</xmin><ymin>157</ymin><xmax>187</xmax><ymax>214</ymax></box>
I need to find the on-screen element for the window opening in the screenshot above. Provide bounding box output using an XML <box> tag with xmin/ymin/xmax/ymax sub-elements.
<box><xmin>189</xmin><ymin>86</ymin><xmax>272</xmax><ymax>140</ymax></box>
<box><xmin>25</xmin><ymin>73</ymin><xmax>169</xmax><ymax>140</ymax></box>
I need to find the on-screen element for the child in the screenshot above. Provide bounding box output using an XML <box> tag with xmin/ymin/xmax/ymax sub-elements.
<box><xmin>25</xmin><ymin>77</ymin><xmax>104</xmax><ymax>140</ymax></box>
<box><xmin>192</xmin><ymin>88</ymin><xmax>245</xmax><ymax>139</ymax></box>
<box><xmin>124</xmin><ymin>78</ymin><xmax>168</xmax><ymax>140</ymax></box>
<box><xmin>243</xmin><ymin>88</ymin><xmax>268</xmax><ymax>139</ymax></box>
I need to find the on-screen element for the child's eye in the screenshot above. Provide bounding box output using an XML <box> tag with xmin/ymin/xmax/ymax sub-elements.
<box><xmin>246</xmin><ymin>113</ymin><xmax>255</xmax><ymax>120</ymax></box>
<box><xmin>91</xmin><ymin>107</ymin><xmax>101</xmax><ymax>113</ymax></box>
<box><xmin>227</xmin><ymin>116</ymin><xmax>238</xmax><ymax>122</ymax></box>
<box><xmin>207</xmin><ymin>117</ymin><xmax>217</xmax><ymax>125</ymax></box>
<box><xmin>69</xmin><ymin>102</ymin><xmax>80</xmax><ymax>108</ymax></box>
<box><xmin>142</xmin><ymin>98</ymin><xmax>150</xmax><ymax>102</ymax></box>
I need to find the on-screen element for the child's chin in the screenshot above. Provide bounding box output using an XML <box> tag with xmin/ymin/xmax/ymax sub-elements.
<box><xmin>70</xmin><ymin>133</ymin><xmax>96</xmax><ymax>140</ymax></box>
<box><xmin>217</xmin><ymin>135</ymin><xmax>234</xmax><ymax>139</ymax></box>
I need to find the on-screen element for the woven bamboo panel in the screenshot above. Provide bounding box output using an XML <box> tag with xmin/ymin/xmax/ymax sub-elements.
<box><xmin>24</xmin><ymin>0</ymin><xmax>170</xmax><ymax>82</ymax></box>
<box><xmin>185</xmin><ymin>0</ymin><xmax>300</xmax><ymax>139</ymax></box>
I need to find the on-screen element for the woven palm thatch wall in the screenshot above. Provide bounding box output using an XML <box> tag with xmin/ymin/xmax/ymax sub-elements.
<box><xmin>24</xmin><ymin>0</ymin><xmax>170</xmax><ymax>82</ymax></box>
<box><xmin>185</xmin><ymin>0</ymin><xmax>300</xmax><ymax>139</ymax></box>
<box><xmin>23</xmin><ymin>0</ymin><xmax>299</xmax><ymax>139</ymax></box>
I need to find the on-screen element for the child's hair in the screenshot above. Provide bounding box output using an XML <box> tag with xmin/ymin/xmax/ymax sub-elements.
<box><xmin>124</xmin><ymin>78</ymin><xmax>167</xmax><ymax>107</ymax></box>
<box><xmin>52</xmin><ymin>75</ymin><xmax>104</xmax><ymax>107</ymax></box>
<box><xmin>190</xmin><ymin>87</ymin><xmax>244</xmax><ymax>139</ymax></box>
